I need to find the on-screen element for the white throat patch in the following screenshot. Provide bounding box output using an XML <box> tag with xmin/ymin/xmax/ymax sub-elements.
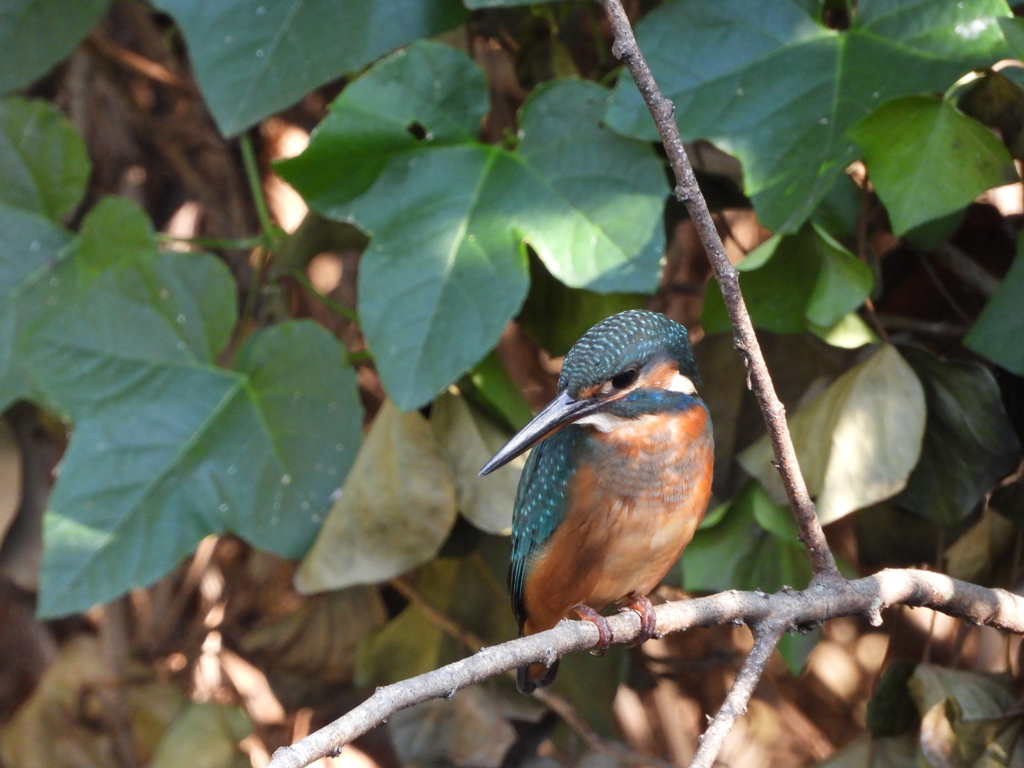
<box><xmin>575</xmin><ymin>412</ymin><xmax>635</xmax><ymax>433</ymax></box>
<box><xmin>668</xmin><ymin>372</ymin><xmax>696</xmax><ymax>394</ymax></box>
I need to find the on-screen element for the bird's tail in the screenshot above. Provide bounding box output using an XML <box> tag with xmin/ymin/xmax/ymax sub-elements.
<box><xmin>517</xmin><ymin>659</ymin><xmax>560</xmax><ymax>694</ymax></box>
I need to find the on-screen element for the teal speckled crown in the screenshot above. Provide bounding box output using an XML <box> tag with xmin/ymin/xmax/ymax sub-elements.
<box><xmin>558</xmin><ymin>310</ymin><xmax>699</xmax><ymax>395</ymax></box>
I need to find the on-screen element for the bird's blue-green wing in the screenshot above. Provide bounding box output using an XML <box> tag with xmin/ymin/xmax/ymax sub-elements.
<box><xmin>508</xmin><ymin>426</ymin><xmax>582</xmax><ymax>629</ymax></box>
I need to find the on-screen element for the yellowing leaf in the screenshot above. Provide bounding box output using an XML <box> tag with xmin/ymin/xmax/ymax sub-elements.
<box><xmin>430</xmin><ymin>392</ymin><xmax>521</xmax><ymax>535</ymax></box>
<box><xmin>0</xmin><ymin>417</ymin><xmax>22</xmax><ymax>550</ymax></box>
<box><xmin>739</xmin><ymin>345</ymin><xmax>926</xmax><ymax>524</ymax></box>
<box><xmin>295</xmin><ymin>400</ymin><xmax>458</xmax><ymax>593</ymax></box>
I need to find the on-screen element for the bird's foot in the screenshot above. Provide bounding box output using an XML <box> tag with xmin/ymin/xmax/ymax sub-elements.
<box><xmin>571</xmin><ymin>603</ymin><xmax>612</xmax><ymax>655</ymax></box>
<box><xmin>623</xmin><ymin>596</ymin><xmax>657</xmax><ymax>646</ymax></box>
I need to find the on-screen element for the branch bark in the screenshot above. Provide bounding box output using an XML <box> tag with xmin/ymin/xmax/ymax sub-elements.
<box><xmin>268</xmin><ymin>570</ymin><xmax>1024</xmax><ymax>768</ymax></box>
<box><xmin>599</xmin><ymin>0</ymin><xmax>839</xmax><ymax>581</ymax></box>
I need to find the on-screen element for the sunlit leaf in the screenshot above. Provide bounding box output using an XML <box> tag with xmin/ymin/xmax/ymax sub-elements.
<box><xmin>0</xmin><ymin>98</ymin><xmax>90</xmax><ymax>220</ymax></box>
<box><xmin>965</xmin><ymin>237</ymin><xmax>1024</xmax><ymax>376</ymax></box>
<box><xmin>152</xmin><ymin>0</ymin><xmax>466</xmax><ymax>136</ymax></box>
<box><xmin>430</xmin><ymin>392</ymin><xmax>520</xmax><ymax>535</ymax></box>
<box><xmin>895</xmin><ymin>346</ymin><xmax>1022</xmax><ymax>526</ymax></box>
<box><xmin>295</xmin><ymin>400</ymin><xmax>458</xmax><ymax>593</ymax></box>
<box><xmin>606</xmin><ymin>0</ymin><xmax>1013</xmax><ymax>231</ymax></box>
<box><xmin>739</xmin><ymin>345</ymin><xmax>926</xmax><ymax>524</ymax></box>
<box><xmin>848</xmin><ymin>96</ymin><xmax>1017</xmax><ymax>234</ymax></box>
<box><xmin>0</xmin><ymin>2</ymin><xmax>110</xmax><ymax>96</ymax></box>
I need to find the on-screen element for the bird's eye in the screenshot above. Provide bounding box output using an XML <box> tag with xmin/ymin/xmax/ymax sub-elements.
<box><xmin>610</xmin><ymin>368</ymin><xmax>639</xmax><ymax>389</ymax></box>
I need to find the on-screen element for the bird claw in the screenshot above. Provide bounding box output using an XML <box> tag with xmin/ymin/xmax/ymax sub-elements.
<box><xmin>624</xmin><ymin>596</ymin><xmax>657</xmax><ymax>646</ymax></box>
<box><xmin>571</xmin><ymin>603</ymin><xmax>612</xmax><ymax>655</ymax></box>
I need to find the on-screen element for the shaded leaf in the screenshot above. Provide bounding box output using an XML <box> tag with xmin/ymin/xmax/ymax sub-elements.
<box><xmin>778</xmin><ymin>628</ymin><xmax>822</xmax><ymax>676</ymax></box>
<box><xmin>740</xmin><ymin>345</ymin><xmax>926</xmax><ymax>524</ymax></box>
<box><xmin>295</xmin><ymin>400</ymin><xmax>458</xmax><ymax>593</ymax></box>
<box><xmin>0</xmin><ymin>97</ymin><xmax>90</xmax><ymax>220</ymax></box>
<box><xmin>848</xmin><ymin>96</ymin><xmax>1017</xmax><ymax>235</ymax></box>
<box><xmin>681</xmin><ymin>481</ymin><xmax>813</xmax><ymax>594</ymax></box>
<box><xmin>240</xmin><ymin>586</ymin><xmax>387</xmax><ymax>688</ymax></box>
<box><xmin>816</xmin><ymin>732</ymin><xmax>918</xmax><ymax>768</ymax></box>
<box><xmin>152</xmin><ymin>0</ymin><xmax>466</xmax><ymax>136</ymax></box>
<box><xmin>965</xmin><ymin>236</ymin><xmax>1024</xmax><ymax>376</ymax></box>
<box><xmin>147</xmin><ymin>702</ymin><xmax>253</xmax><ymax>768</ymax></box>
<box><xmin>895</xmin><ymin>346</ymin><xmax>1022</xmax><ymax>526</ymax></box>
<box><xmin>0</xmin><ymin>418</ymin><xmax>22</xmax><ymax>552</ymax></box>
<box><xmin>431</xmin><ymin>392</ymin><xmax>520</xmax><ymax>535</ymax></box>
<box><xmin>703</xmin><ymin>223</ymin><xmax>872</xmax><ymax>335</ymax></box>
<box><xmin>0</xmin><ymin>1</ymin><xmax>110</xmax><ymax>95</ymax></box>
<box><xmin>606</xmin><ymin>0</ymin><xmax>1012</xmax><ymax>232</ymax></box>
<box><xmin>867</xmin><ymin>662</ymin><xmax>920</xmax><ymax>738</ymax></box>
<box><xmin>944</xmin><ymin>508</ymin><xmax>1015</xmax><ymax>585</ymax></box>
<box><xmin>460</xmin><ymin>350</ymin><xmax>533</xmax><ymax>432</ymax></box>
<box><xmin>389</xmin><ymin>687</ymin><xmax>517</xmax><ymax>768</ymax></box>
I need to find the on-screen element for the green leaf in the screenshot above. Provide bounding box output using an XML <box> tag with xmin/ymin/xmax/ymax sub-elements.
<box><xmin>867</xmin><ymin>662</ymin><xmax>920</xmax><ymax>738</ymax></box>
<box><xmin>778</xmin><ymin>629</ymin><xmax>821</xmax><ymax>676</ymax></box>
<box><xmin>0</xmin><ymin>1</ymin><xmax>110</xmax><ymax>95</ymax></box>
<box><xmin>895</xmin><ymin>346</ymin><xmax>1022</xmax><ymax>526</ymax></box>
<box><xmin>0</xmin><ymin>98</ymin><xmax>90</xmax><ymax>220</ymax></box>
<box><xmin>964</xmin><ymin>236</ymin><xmax>1024</xmax><ymax>375</ymax></box>
<box><xmin>460</xmin><ymin>351</ymin><xmax>533</xmax><ymax>432</ymax></box>
<box><xmin>606</xmin><ymin>0</ymin><xmax>1013</xmax><ymax>232</ymax></box>
<box><xmin>848</xmin><ymin>96</ymin><xmax>1017</xmax><ymax>234</ymax></box>
<box><xmin>739</xmin><ymin>344</ymin><xmax>926</xmax><ymax>524</ymax></box>
<box><xmin>152</xmin><ymin>0</ymin><xmax>466</xmax><ymax>136</ymax></box>
<box><xmin>681</xmin><ymin>481</ymin><xmax>813</xmax><ymax>594</ymax></box>
<box><xmin>0</xmin><ymin>199</ymin><xmax>363</xmax><ymax>616</ymax></box>
<box><xmin>344</xmin><ymin>77</ymin><xmax>667</xmax><ymax>410</ymax></box>
<box><xmin>147</xmin><ymin>702</ymin><xmax>253</xmax><ymax>768</ymax></box>
<box><xmin>817</xmin><ymin>732</ymin><xmax>918</xmax><ymax>768</ymax></box>
<box><xmin>275</xmin><ymin>41</ymin><xmax>488</xmax><ymax>213</ymax></box>
<box><xmin>430</xmin><ymin>392</ymin><xmax>520</xmax><ymax>535</ymax></box>
<box><xmin>294</xmin><ymin>400</ymin><xmax>458</xmax><ymax>593</ymax></box>
<box><xmin>702</xmin><ymin>223</ymin><xmax>872</xmax><ymax>334</ymax></box>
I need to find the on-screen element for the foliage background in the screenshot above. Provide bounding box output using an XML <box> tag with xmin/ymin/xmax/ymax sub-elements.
<box><xmin>1</xmin><ymin>1</ymin><xmax>1024</xmax><ymax>767</ymax></box>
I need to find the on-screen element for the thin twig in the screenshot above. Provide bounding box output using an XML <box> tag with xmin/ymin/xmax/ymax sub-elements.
<box><xmin>267</xmin><ymin>569</ymin><xmax>1024</xmax><ymax>768</ymax></box>
<box><xmin>599</xmin><ymin>0</ymin><xmax>839</xmax><ymax>581</ymax></box>
<box><xmin>688</xmin><ymin>622</ymin><xmax>784</xmax><ymax>768</ymax></box>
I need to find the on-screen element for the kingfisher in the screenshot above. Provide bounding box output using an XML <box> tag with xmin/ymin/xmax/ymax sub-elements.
<box><xmin>480</xmin><ymin>310</ymin><xmax>713</xmax><ymax>693</ymax></box>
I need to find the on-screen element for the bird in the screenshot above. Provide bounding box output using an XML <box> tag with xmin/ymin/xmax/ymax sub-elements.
<box><xmin>479</xmin><ymin>309</ymin><xmax>714</xmax><ymax>694</ymax></box>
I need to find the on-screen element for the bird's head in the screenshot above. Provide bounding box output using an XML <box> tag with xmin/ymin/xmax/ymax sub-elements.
<box><xmin>479</xmin><ymin>310</ymin><xmax>699</xmax><ymax>475</ymax></box>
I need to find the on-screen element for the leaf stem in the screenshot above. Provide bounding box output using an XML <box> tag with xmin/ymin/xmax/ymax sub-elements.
<box><xmin>240</xmin><ymin>132</ymin><xmax>281</xmax><ymax>247</ymax></box>
<box><xmin>290</xmin><ymin>270</ymin><xmax>359</xmax><ymax>322</ymax></box>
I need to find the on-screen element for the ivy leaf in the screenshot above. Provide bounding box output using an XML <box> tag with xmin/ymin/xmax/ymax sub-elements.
<box><xmin>294</xmin><ymin>400</ymin><xmax>458</xmax><ymax>594</ymax></box>
<box><xmin>848</xmin><ymin>96</ymin><xmax>1017</xmax><ymax>234</ymax></box>
<box><xmin>681</xmin><ymin>481</ymin><xmax>813</xmax><ymax>594</ymax></box>
<box><xmin>964</xmin><ymin>237</ymin><xmax>1024</xmax><ymax>376</ymax></box>
<box><xmin>606</xmin><ymin>0</ymin><xmax>1013</xmax><ymax>232</ymax></box>
<box><xmin>275</xmin><ymin>41</ymin><xmax>488</xmax><ymax>212</ymax></box>
<box><xmin>0</xmin><ymin>200</ymin><xmax>362</xmax><ymax>616</ymax></box>
<box><xmin>318</xmin><ymin>71</ymin><xmax>667</xmax><ymax>410</ymax></box>
<box><xmin>895</xmin><ymin>346</ymin><xmax>1022</xmax><ymax>526</ymax></box>
<box><xmin>0</xmin><ymin>1</ymin><xmax>110</xmax><ymax>95</ymax></box>
<box><xmin>702</xmin><ymin>223</ymin><xmax>872</xmax><ymax>335</ymax></box>
<box><xmin>152</xmin><ymin>0</ymin><xmax>466</xmax><ymax>136</ymax></box>
<box><xmin>0</xmin><ymin>98</ymin><xmax>91</xmax><ymax>220</ymax></box>
<box><xmin>739</xmin><ymin>344</ymin><xmax>926</xmax><ymax>524</ymax></box>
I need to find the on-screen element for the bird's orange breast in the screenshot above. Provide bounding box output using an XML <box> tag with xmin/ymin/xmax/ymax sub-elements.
<box><xmin>520</xmin><ymin>405</ymin><xmax>713</xmax><ymax>637</ymax></box>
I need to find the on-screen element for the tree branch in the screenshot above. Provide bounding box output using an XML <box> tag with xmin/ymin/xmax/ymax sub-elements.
<box><xmin>268</xmin><ymin>570</ymin><xmax>1024</xmax><ymax>768</ymax></box>
<box><xmin>599</xmin><ymin>0</ymin><xmax>839</xmax><ymax>581</ymax></box>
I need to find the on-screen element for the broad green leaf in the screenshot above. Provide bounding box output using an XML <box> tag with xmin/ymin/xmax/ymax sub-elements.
<box><xmin>275</xmin><ymin>41</ymin><xmax>488</xmax><ymax>212</ymax></box>
<box><xmin>868</xmin><ymin>662</ymin><xmax>920</xmax><ymax>738</ymax></box>
<box><xmin>848</xmin><ymin>96</ymin><xmax>1017</xmax><ymax>234</ymax></box>
<box><xmin>739</xmin><ymin>344</ymin><xmax>926</xmax><ymax>524</ymax></box>
<box><xmin>808</xmin><ymin>313</ymin><xmax>880</xmax><ymax>349</ymax></box>
<box><xmin>816</xmin><ymin>732</ymin><xmax>918</xmax><ymax>768</ymax></box>
<box><xmin>778</xmin><ymin>629</ymin><xmax>821</xmax><ymax>676</ymax></box>
<box><xmin>460</xmin><ymin>351</ymin><xmax>532</xmax><ymax>432</ymax></box>
<box><xmin>944</xmin><ymin>508</ymin><xmax>1015</xmax><ymax>584</ymax></box>
<box><xmin>681</xmin><ymin>481</ymin><xmax>813</xmax><ymax>594</ymax></box>
<box><xmin>703</xmin><ymin>223</ymin><xmax>872</xmax><ymax>334</ymax></box>
<box><xmin>0</xmin><ymin>200</ymin><xmax>363</xmax><ymax>615</ymax></box>
<box><xmin>430</xmin><ymin>392</ymin><xmax>520</xmax><ymax>535</ymax></box>
<box><xmin>895</xmin><ymin>346</ymin><xmax>1022</xmax><ymax>526</ymax></box>
<box><xmin>964</xmin><ymin>237</ymin><xmax>1024</xmax><ymax>375</ymax></box>
<box><xmin>0</xmin><ymin>1</ymin><xmax>109</xmax><ymax>95</ymax></box>
<box><xmin>345</xmin><ymin>77</ymin><xmax>667</xmax><ymax>409</ymax></box>
<box><xmin>294</xmin><ymin>400</ymin><xmax>458</xmax><ymax>593</ymax></box>
<box><xmin>909</xmin><ymin>664</ymin><xmax>1015</xmax><ymax>721</ymax></box>
<box><xmin>606</xmin><ymin>0</ymin><xmax>1013</xmax><ymax>232</ymax></box>
<box><xmin>152</xmin><ymin>0</ymin><xmax>466</xmax><ymax>136</ymax></box>
<box><xmin>0</xmin><ymin>98</ymin><xmax>90</xmax><ymax>220</ymax></box>
<box><xmin>40</xmin><ymin>319</ymin><xmax>361</xmax><ymax>616</ymax></box>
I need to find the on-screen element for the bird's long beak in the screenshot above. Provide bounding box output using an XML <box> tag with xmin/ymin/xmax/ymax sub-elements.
<box><xmin>479</xmin><ymin>390</ymin><xmax>601</xmax><ymax>476</ymax></box>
